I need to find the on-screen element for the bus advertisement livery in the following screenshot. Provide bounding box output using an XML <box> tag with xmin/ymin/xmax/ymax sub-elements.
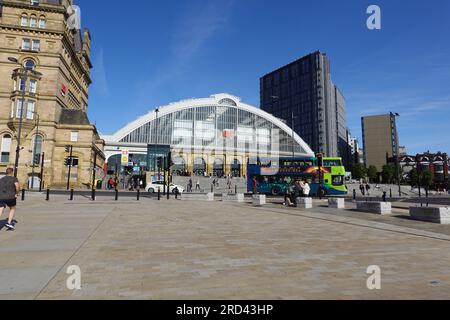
<box><xmin>247</xmin><ymin>156</ymin><xmax>348</xmax><ymax>197</ymax></box>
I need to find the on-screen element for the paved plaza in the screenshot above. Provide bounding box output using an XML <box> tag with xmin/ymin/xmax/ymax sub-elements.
<box><xmin>1</xmin><ymin>193</ymin><xmax>450</xmax><ymax>300</ymax></box>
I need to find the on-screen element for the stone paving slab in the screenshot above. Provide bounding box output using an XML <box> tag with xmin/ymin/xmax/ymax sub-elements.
<box><xmin>1</xmin><ymin>198</ymin><xmax>450</xmax><ymax>300</ymax></box>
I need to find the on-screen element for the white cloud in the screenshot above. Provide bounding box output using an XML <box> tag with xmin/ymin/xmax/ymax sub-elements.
<box><xmin>91</xmin><ymin>48</ymin><xmax>109</xmax><ymax>98</ymax></box>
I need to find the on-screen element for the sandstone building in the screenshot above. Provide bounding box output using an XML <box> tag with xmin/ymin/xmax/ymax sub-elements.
<box><xmin>0</xmin><ymin>0</ymin><xmax>104</xmax><ymax>188</ymax></box>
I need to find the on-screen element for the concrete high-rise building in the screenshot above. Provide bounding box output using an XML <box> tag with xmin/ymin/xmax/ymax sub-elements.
<box><xmin>260</xmin><ymin>51</ymin><xmax>347</xmax><ymax>159</ymax></box>
<box><xmin>0</xmin><ymin>0</ymin><xmax>105</xmax><ymax>188</ymax></box>
<box><xmin>361</xmin><ymin>113</ymin><xmax>399</xmax><ymax>171</ymax></box>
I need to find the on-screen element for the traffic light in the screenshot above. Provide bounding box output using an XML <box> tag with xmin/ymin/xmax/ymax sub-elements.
<box><xmin>157</xmin><ymin>157</ymin><xmax>163</xmax><ymax>169</ymax></box>
<box><xmin>33</xmin><ymin>153</ymin><xmax>40</xmax><ymax>165</ymax></box>
<box><xmin>65</xmin><ymin>157</ymin><xmax>73</xmax><ymax>167</ymax></box>
<box><xmin>167</xmin><ymin>152</ymin><xmax>172</xmax><ymax>168</ymax></box>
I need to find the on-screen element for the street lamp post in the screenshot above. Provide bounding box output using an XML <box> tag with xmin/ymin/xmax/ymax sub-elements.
<box><xmin>30</xmin><ymin>112</ymin><xmax>40</xmax><ymax>190</ymax></box>
<box><xmin>155</xmin><ymin>108</ymin><xmax>160</xmax><ymax>179</ymax></box>
<box><xmin>8</xmin><ymin>57</ymin><xmax>42</xmax><ymax>179</ymax></box>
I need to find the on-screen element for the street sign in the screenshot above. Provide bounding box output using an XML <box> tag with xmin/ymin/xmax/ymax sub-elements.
<box><xmin>121</xmin><ymin>150</ymin><xmax>129</xmax><ymax>165</ymax></box>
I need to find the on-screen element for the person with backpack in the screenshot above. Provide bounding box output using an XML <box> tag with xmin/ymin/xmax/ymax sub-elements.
<box><xmin>0</xmin><ymin>168</ymin><xmax>21</xmax><ymax>231</ymax></box>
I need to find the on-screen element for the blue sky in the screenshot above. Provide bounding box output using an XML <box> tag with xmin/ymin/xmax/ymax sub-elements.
<box><xmin>78</xmin><ymin>0</ymin><xmax>450</xmax><ymax>155</ymax></box>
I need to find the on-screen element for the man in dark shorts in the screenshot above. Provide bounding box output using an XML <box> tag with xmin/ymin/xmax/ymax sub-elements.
<box><xmin>0</xmin><ymin>168</ymin><xmax>21</xmax><ymax>231</ymax></box>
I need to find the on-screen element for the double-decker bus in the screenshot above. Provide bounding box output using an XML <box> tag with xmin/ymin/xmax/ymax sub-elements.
<box><xmin>247</xmin><ymin>156</ymin><xmax>347</xmax><ymax>197</ymax></box>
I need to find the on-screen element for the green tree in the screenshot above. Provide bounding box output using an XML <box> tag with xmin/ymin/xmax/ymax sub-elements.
<box><xmin>367</xmin><ymin>165</ymin><xmax>378</xmax><ymax>183</ymax></box>
<box><xmin>409</xmin><ymin>168</ymin><xmax>419</xmax><ymax>186</ymax></box>
<box><xmin>381</xmin><ymin>164</ymin><xmax>395</xmax><ymax>184</ymax></box>
<box><xmin>421</xmin><ymin>170</ymin><xmax>433</xmax><ymax>189</ymax></box>
<box><xmin>352</xmin><ymin>164</ymin><xmax>367</xmax><ymax>181</ymax></box>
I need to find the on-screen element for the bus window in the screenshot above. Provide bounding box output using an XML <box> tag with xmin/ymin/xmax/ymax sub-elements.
<box><xmin>323</xmin><ymin>160</ymin><xmax>342</xmax><ymax>167</ymax></box>
<box><xmin>332</xmin><ymin>175</ymin><xmax>344</xmax><ymax>186</ymax></box>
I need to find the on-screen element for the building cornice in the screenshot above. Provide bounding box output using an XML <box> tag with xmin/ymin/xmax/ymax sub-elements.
<box><xmin>1</xmin><ymin>1</ymin><xmax>67</xmax><ymax>14</ymax></box>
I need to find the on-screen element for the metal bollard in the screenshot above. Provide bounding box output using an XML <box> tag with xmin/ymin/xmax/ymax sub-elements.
<box><xmin>235</xmin><ymin>185</ymin><xmax>237</xmax><ymax>194</ymax></box>
<box><xmin>115</xmin><ymin>189</ymin><xmax>119</xmax><ymax>201</ymax></box>
<box><xmin>158</xmin><ymin>188</ymin><xmax>160</xmax><ymax>201</ymax></box>
<box><xmin>21</xmin><ymin>189</ymin><xmax>25</xmax><ymax>201</ymax></box>
<box><xmin>353</xmin><ymin>189</ymin><xmax>356</xmax><ymax>201</ymax></box>
<box><xmin>175</xmin><ymin>189</ymin><xmax>178</xmax><ymax>200</ymax></box>
<box><xmin>382</xmin><ymin>192</ymin><xmax>387</xmax><ymax>202</ymax></box>
<box><xmin>167</xmin><ymin>187</ymin><xmax>170</xmax><ymax>200</ymax></box>
<box><xmin>390</xmin><ymin>188</ymin><xmax>393</xmax><ymax>199</ymax></box>
<box><xmin>70</xmin><ymin>189</ymin><xmax>74</xmax><ymax>201</ymax></box>
<box><xmin>92</xmin><ymin>189</ymin><xmax>96</xmax><ymax>201</ymax></box>
<box><xmin>137</xmin><ymin>189</ymin><xmax>140</xmax><ymax>201</ymax></box>
<box><xmin>46</xmin><ymin>189</ymin><xmax>50</xmax><ymax>201</ymax></box>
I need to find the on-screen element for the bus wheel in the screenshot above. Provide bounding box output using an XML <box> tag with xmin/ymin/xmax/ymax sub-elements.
<box><xmin>318</xmin><ymin>188</ymin><xmax>326</xmax><ymax>197</ymax></box>
<box><xmin>271</xmin><ymin>187</ymin><xmax>281</xmax><ymax>196</ymax></box>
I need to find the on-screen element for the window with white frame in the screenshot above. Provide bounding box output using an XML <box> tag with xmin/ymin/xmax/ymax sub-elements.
<box><xmin>31</xmin><ymin>0</ymin><xmax>39</xmax><ymax>6</ymax></box>
<box><xmin>39</xmin><ymin>17</ymin><xmax>46</xmax><ymax>28</ymax></box>
<box><xmin>22</xmin><ymin>39</ymin><xmax>31</xmax><ymax>50</ymax></box>
<box><xmin>19</xmin><ymin>78</ymin><xmax>26</xmax><ymax>92</ymax></box>
<box><xmin>16</xmin><ymin>100</ymin><xmax>24</xmax><ymax>118</ymax></box>
<box><xmin>30</xmin><ymin>15</ymin><xmax>37</xmax><ymax>28</ymax></box>
<box><xmin>29</xmin><ymin>80</ymin><xmax>37</xmax><ymax>94</ymax></box>
<box><xmin>31</xmin><ymin>39</ymin><xmax>40</xmax><ymax>51</ymax></box>
<box><xmin>1</xmin><ymin>135</ymin><xmax>12</xmax><ymax>163</ymax></box>
<box><xmin>21</xmin><ymin>15</ymin><xmax>28</xmax><ymax>27</ymax></box>
<box><xmin>27</xmin><ymin>101</ymin><xmax>35</xmax><ymax>120</ymax></box>
<box><xmin>32</xmin><ymin>135</ymin><xmax>43</xmax><ymax>165</ymax></box>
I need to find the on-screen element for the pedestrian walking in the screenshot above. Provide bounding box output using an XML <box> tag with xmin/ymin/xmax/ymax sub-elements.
<box><xmin>359</xmin><ymin>183</ymin><xmax>366</xmax><ymax>196</ymax></box>
<box><xmin>0</xmin><ymin>168</ymin><xmax>21</xmax><ymax>231</ymax></box>
<box><xmin>252</xmin><ymin>176</ymin><xmax>258</xmax><ymax>194</ymax></box>
<box><xmin>196</xmin><ymin>180</ymin><xmax>201</xmax><ymax>191</ymax></box>
<box><xmin>365</xmin><ymin>183</ymin><xmax>371</xmax><ymax>196</ymax></box>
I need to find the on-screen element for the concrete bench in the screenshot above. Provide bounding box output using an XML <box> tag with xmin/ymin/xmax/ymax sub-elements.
<box><xmin>181</xmin><ymin>193</ymin><xmax>215</xmax><ymax>202</ymax></box>
<box><xmin>296</xmin><ymin>197</ymin><xmax>313</xmax><ymax>209</ymax></box>
<box><xmin>328</xmin><ymin>198</ymin><xmax>345</xmax><ymax>209</ymax></box>
<box><xmin>410</xmin><ymin>207</ymin><xmax>450</xmax><ymax>225</ymax></box>
<box><xmin>252</xmin><ymin>195</ymin><xmax>266</xmax><ymax>206</ymax></box>
<box><xmin>356</xmin><ymin>201</ymin><xmax>392</xmax><ymax>215</ymax></box>
<box><xmin>222</xmin><ymin>193</ymin><xmax>245</xmax><ymax>203</ymax></box>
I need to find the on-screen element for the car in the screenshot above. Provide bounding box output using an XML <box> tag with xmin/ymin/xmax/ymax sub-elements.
<box><xmin>145</xmin><ymin>181</ymin><xmax>184</xmax><ymax>194</ymax></box>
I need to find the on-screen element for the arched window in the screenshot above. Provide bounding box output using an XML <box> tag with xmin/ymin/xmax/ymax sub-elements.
<box><xmin>30</xmin><ymin>14</ymin><xmax>37</xmax><ymax>28</ymax></box>
<box><xmin>21</xmin><ymin>14</ymin><xmax>28</xmax><ymax>27</ymax></box>
<box><xmin>172</xmin><ymin>156</ymin><xmax>186</xmax><ymax>175</ymax></box>
<box><xmin>1</xmin><ymin>135</ymin><xmax>12</xmax><ymax>163</ymax></box>
<box><xmin>39</xmin><ymin>16</ymin><xmax>46</xmax><ymax>28</ymax></box>
<box><xmin>32</xmin><ymin>135</ymin><xmax>43</xmax><ymax>165</ymax></box>
<box><xmin>194</xmin><ymin>158</ymin><xmax>206</xmax><ymax>176</ymax></box>
<box><xmin>24</xmin><ymin>59</ymin><xmax>36</xmax><ymax>70</ymax></box>
<box><xmin>213</xmin><ymin>159</ymin><xmax>224</xmax><ymax>177</ymax></box>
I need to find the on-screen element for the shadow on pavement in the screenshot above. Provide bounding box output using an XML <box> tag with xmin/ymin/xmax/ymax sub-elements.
<box><xmin>0</xmin><ymin>219</ymin><xmax>6</xmax><ymax>231</ymax></box>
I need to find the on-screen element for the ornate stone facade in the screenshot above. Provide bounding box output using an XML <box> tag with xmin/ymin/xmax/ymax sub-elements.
<box><xmin>0</xmin><ymin>0</ymin><xmax>104</xmax><ymax>188</ymax></box>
